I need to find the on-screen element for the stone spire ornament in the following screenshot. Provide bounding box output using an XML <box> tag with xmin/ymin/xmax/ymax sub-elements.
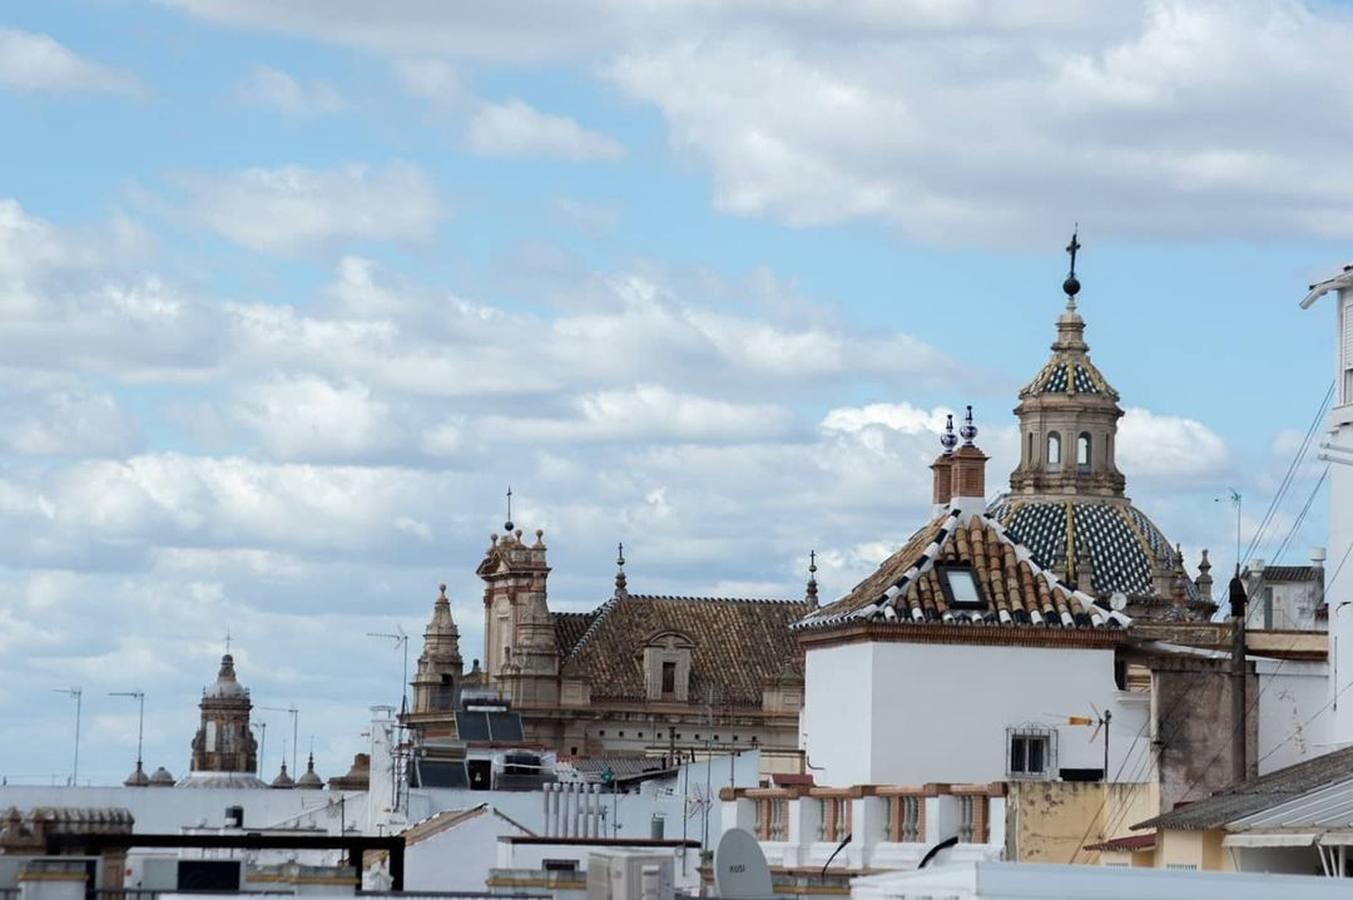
<box><xmin>806</xmin><ymin>550</ymin><xmax>819</xmax><ymax>605</ymax></box>
<box><xmin>614</xmin><ymin>542</ymin><xmax>629</xmax><ymax>598</ymax></box>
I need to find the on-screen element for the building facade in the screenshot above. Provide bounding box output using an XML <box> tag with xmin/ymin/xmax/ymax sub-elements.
<box><xmin>403</xmin><ymin>533</ymin><xmax>812</xmax><ymax>770</ymax></box>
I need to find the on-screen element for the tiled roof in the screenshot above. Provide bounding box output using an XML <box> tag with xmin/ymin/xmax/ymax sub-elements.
<box><xmin>1085</xmin><ymin>832</ymin><xmax>1155</xmax><ymax>852</ymax></box>
<box><xmin>986</xmin><ymin>497</ymin><xmax>1199</xmax><ymax>603</ymax></box>
<box><xmin>1255</xmin><ymin>565</ymin><xmax>1321</xmax><ymax>583</ymax></box>
<box><xmin>559</xmin><ymin>594</ymin><xmax>812</xmax><ymax>706</ymax></box>
<box><xmin>798</xmin><ymin>505</ymin><xmax>1128</xmax><ymax>631</ymax></box>
<box><xmin>1134</xmin><ymin>745</ymin><xmax>1353</xmax><ymax>832</ymax></box>
<box><xmin>401</xmin><ymin>804</ymin><xmax>535</xmax><ymax>844</ymax></box>
<box><xmin>1023</xmin><ymin>355</ymin><xmax>1117</xmax><ymax>399</ymax></box>
<box><xmin>553</xmin><ymin>611</ymin><xmax>599</xmax><ymax>658</ymax></box>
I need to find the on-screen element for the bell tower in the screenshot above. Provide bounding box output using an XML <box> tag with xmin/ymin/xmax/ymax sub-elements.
<box><xmin>477</xmin><ymin>500</ymin><xmax>558</xmax><ymax>708</ymax></box>
<box><xmin>1010</xmin><ymin>230</ymin><xmax>1127</xmax><ymax>499</ymax></box>
<box><xmin>410</xmin><ymin>584</ymin><xmax>464</xmax><ymax>714</ymax></box>
<box><xmin>189</xmin><ymin>653</ymin><xmax>258</xmax><ymax>774</ymax></box>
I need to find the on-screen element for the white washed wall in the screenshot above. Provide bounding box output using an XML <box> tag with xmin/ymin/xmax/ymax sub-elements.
<box><xmin>804</xmin><ymin>640</ymin><xmax>1151</xmax><ymax>786</ymax></box>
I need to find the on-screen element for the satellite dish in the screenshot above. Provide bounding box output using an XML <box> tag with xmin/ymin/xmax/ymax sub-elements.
<box><xmin>1109</xmin><ymin>591</ymin><xmax>1128</xmax><ymax>612</ymax></box>
<box><xmin>714</xmin><ymin>827</ymin><xmax>772</xmax><ymax>899</ymax></box>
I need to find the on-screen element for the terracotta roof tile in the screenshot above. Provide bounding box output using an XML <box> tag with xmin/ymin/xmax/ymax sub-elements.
<box><xmin>799</xmin><ymin>506</ymin><xmax>1128</xmax><ymax>632</ymax></box>
<box><xmin>558</xmin><ymin>594</ymin><xmax>812</xmax><ymax>705</ymax></box>
<box><xmin>553</xmin><ymin>611</ymin><xmax>599</xmax><ymax>658</ymax></box>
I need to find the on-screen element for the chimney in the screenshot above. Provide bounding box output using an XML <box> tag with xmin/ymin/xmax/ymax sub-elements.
<box><xmin>1312</xmin><ymin>547</ymin><xmax>1327</xmax><ymax>569</ymax></box>
<box><xmin>948</xmin><ymin>406</ymin><xmax>989</xmax><ymax>505</ymax></box>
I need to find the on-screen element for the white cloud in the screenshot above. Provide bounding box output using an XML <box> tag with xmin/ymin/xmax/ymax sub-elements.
<box><xmin>233</xmin><ymin>64</ymin><xmax>343</xmax><ymax>116</ymax></box>
<box><xmin>606</xmin><ymin>2</ymin><xmax>1353</xmax><ymax>243</ymax></box>
<box><xmin>392</xmin><ymin>58</ymin><xmax>461</xmax><ymax>106</ymax></box>
<box><xmin>170</xmin><ymin>162</ymin><xmax>443</xmax><ymax>255</ymax></box>
<box><xmin>486</xmin><ymin>385</ymin><xmax>792</xmax><ymax>444</ymax></box>
<box><xmin>232</xmin><ymin>375</ymin><xmax>404</xmax><ymax>461</ymax></box>
<box><xmin>467</xmin><ymin>100</ymin><xmax>624</xmax><ymax>162</ymax></box>
<box><xmin>159</xmin><ymin>2</ymin><xmax>1353</xmax><ymax>241</ymax></box>
<box><xmin>0</xmin><ymin>387</ymin><xmax>139</xmax><ymax>457</ymax></box>
<box><xmin>1117</xmin><ymin>406</ymin><xmax>1230</xmax><ymax>481</ymax></box>
<box><xmin>820</xmin><ymin>403</ymin><xmax>949</xmax><ymax>436</ymax></box>
<box><xmin>0</xmin><ymin>27</ymin><xmax>140</xmax><ymax>95</ymax></box>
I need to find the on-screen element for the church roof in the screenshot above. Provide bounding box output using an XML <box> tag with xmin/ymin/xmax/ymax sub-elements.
<box><xmin>988</xmin><ymin>496</ymin><xmax>1201</xmax><ymax>603</ymax></box>
<box><xmin>797</xmin><ymin>503</ymin><xmax>1130</xmax><ymax>632</ymax></box>
<box><xmin>553</xmin><ymin>610</ymin><xmax>600</xmax><ymax>658</ymax></box>
<box><xmin>557</xmin><ymin>594</ymin><xmax>812</xmax><ymax>705</ymax></box>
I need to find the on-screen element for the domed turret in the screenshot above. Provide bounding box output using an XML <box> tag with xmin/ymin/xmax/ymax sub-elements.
<box><xmin>205</xmin><ymin>654</ymin><xmax>248</xmax><ymax>699</ymax></box>
<box><xmin>295</xmin><ymin>753</ymin><xmax>323</xmax><ymax>789</ymax></box>
<box><xmin>270</xmin><ymin>762</ymin><xmax>295</xmax><ymax>789</ymax></box>
<box><xmin>988</xmin><ymin>232</ymin><xmax>1214</xmax><ymax>619</ymax></box>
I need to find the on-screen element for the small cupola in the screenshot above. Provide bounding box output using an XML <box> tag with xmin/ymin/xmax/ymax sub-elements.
<box><xmin>1010</xmin><ymin>230</ymin><xmax>1126</xmax><ymax>499</ymax></box>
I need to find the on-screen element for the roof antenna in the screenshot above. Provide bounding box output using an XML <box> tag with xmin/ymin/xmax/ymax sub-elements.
<box><xmin>1063</xmin><ymin>225</ymin><xmax>1082</xmax><ymax>308</ymax></box>
<box><xmin>504</xmin><ymin>486</ymin><xmax>514</xmax><ymax>533</ymax></box>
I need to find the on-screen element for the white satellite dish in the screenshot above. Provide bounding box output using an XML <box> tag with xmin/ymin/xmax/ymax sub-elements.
<box><xmin>714</xmin><ymin>827</ymin><xmax>772</xmax><ymax>899</ymax></box>
<box><xmin>1109</xmin><ymin>591</ymin><xmax>1128</xmax><ymax>612</ymax></box>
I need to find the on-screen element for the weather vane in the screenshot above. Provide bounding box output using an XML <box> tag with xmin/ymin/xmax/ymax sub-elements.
<box><xmin>504</xmin><ymin>486</ymin><xmax>514</xmax><ymax>532</ymax></box>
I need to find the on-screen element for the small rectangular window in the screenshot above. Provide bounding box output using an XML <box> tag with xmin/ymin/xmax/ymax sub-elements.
<box><xmin>1009</xmin><ymin>733</ymin><xmax>1050</xmax><ymax>777</ymax></box>
<box><xmin>661</xmin><ymin>661</ymin><xmax>676</xmax><ymax>694</ymax></box>
<box><xmin>940</xmin><ymin>566</ymin><xmax>985</xmax><ymax>609</ymax></box>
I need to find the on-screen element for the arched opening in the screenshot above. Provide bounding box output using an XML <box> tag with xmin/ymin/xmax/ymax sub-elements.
<box><xmin>1077</xmin><ymin>432</ymin><xmax>1091</xmax><ymax>471</ymax></box>
<box><xmin>1046</xmin><ymin>432</ymin><xmax>1061</xmax><ymax>468</ymax></box>
<box><xmin>1027</xmin><ymin>432</ymin><xmax>1035</xmax><ymax>465</ymax></box>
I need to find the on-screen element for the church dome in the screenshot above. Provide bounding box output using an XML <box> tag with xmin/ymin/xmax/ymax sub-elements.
<box><xmin>148</xmin><ymin>766</ymin><xmax>176</xmax><ymax>786</ymax></box>
<box><xmin>990</xmin><ymin>233</ymin><xmax>1213</xmax><ymax>618</ymax></box>
<box><xmin>270</xmin><ymin>763</ymin><xmax>295</xmax><ymax>789</ymax></box>
<box><xmin>987</xmin><ymin>495</ymin><xmax>1200</xmax><ymax>605</ymax></box>
<box><xmin>295</xmin><ymin>753</ymin><xmax>323</xmax><ymax>789</ymax></box>
<box><xmin>204</xmin><ymin>653</ymin><xmax>248</xmax><ymax>699</ymax></box>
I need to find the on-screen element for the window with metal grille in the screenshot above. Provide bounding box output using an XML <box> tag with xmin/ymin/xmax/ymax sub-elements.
<box><xmin>1007</xmin><ymin>726</ymin><xmax>1055</xmax><ymax>779</ymax></box>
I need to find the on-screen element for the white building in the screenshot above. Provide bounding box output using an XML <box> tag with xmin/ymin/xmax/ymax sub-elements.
<box><xmin>852</xmin><ymin>860</ymin><xmax>1349</xmax><ymax>899</ymax></box>
<box><xmin>1301</xmin><ymin>264</ymin><xmax>1353</xmax><ymax>748</ymax></box>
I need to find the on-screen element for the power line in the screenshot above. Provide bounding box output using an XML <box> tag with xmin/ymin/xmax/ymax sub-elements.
<box><xmin>1070</xmin><ymin>415</ymin><xmax>1337</xmax><ymax>861</ymax></box>
<box><xmin>1241</xmin><ymin>381</ymin><xmax>1332</xmax><ymax>567</ymax></box>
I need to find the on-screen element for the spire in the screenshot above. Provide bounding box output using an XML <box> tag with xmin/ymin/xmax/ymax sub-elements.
<box><xmin>806</xmin><ymin>550</ymin><xmax>819</xmax><ymax>605</ymax></box>
<box><xmin>295</xmin><ymin>752</ymin><xmax>323</xmax><ymax>789</ymax></box>
<box><xmin>1063</xmin><ymin>224</ymin><xmax>1082</xmax><ymax>308</ymax></box>
<box><xmin>614</xmin><ymin>542</ymin><xmax>628</xmax><ymax>598</ymax></box>
<box><xmin>1197</xmin><ymin>549</ymin><xmax>1214</xmax><ymax>604</ymax></box>
<box><xmin>504</xmin><ymin>486</ymin><xmax>514</xmax><ymax>533</ymax></box>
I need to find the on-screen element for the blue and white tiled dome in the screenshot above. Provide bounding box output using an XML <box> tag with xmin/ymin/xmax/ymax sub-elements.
<box><xmin>987</xmin><ymin>496</ymin><xmax>1199</xmax><ymax>603</ymax></box>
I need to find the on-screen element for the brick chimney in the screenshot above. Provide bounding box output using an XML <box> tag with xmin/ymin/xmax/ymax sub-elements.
<box><xmin>931</xmin><ymin>414</ymin><xmax>958</xmax><ymax>513</ymax></box>
<box><xmin>949</xmin><ymin>406</ymin><xmax>989</xmax><ymax>504</ymax></box>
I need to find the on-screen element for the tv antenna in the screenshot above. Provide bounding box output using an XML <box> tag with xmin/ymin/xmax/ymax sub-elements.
<box><xmin>260</xmin><ymin>705</ymin><xmax>300</xmax><ymax>774</ymax></box>
<box><xmin>108</xmin><ymin>690</ymin><xmax>146</xmax><ymax>779</ymax></box>
<box><xmin>52</xmin><ymin>687</ymin><xmax>82</xmax><ymax>786</ymax></box>
<box><xmin>367</xmin><ymin>626</ymin><xmax>410</xmax><ymax>715</ymax></box>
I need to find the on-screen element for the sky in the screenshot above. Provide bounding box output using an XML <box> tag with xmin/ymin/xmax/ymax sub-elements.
<box><xmin>1</xmin><ymin>0</ymin><xmax>1351</xmax><ymax>786</ymax></box>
